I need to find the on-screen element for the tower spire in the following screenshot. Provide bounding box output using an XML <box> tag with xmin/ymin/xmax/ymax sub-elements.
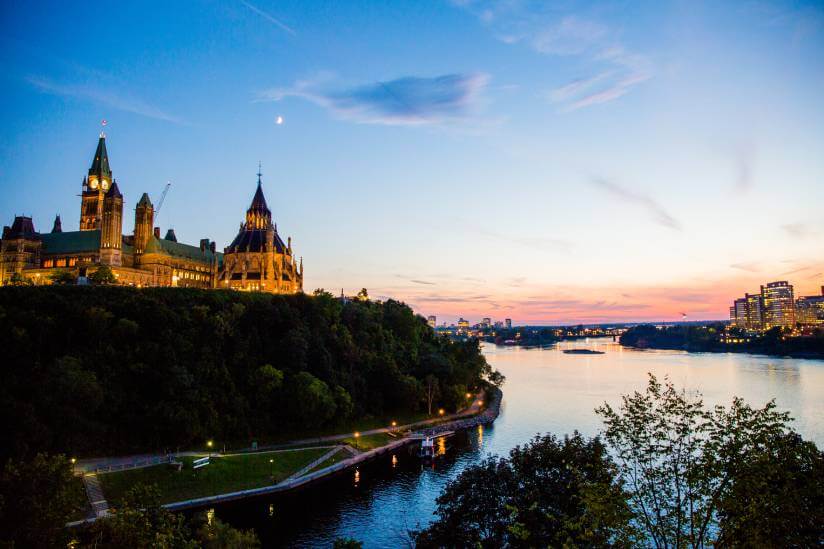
<box><xmin>257</xmin><ymin>161</ymin><xmax>262</xmax><ymax>186</ymax></box>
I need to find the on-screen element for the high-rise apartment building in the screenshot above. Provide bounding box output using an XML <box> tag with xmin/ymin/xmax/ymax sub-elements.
<box><xmin>796</xmin><ymin>287</ymin><xmax>824</xmax><ymax>327</ymax></box>
<box><xmin>505</xmin><ymin>318</ymin><xmax>512</xmax><ymax>329</ymax></box>
<box><xmin>427</xmin><ymin>315</ymin><xmax>437</xmax><ymax>328</ymax></box>
<box><xmin>761</xmin><ymin>281</ymin><xmax>795</xmax><ymax>329</ymax></box>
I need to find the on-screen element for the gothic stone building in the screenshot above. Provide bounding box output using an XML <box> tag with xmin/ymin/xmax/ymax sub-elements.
<box><xmin>0</xmin><ymin>132</ymin><xmax>303</xmax><ymax>293</ymax></box>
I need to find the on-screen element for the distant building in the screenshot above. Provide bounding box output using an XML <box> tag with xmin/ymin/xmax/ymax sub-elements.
<box><xmin>796</xmin><ymin>287</ymin><xmax>824</xmax><ymax>327</ymax></box>
<box><xmin>730</xmin><ymin>297</ymin><xmax>748</xmax><ymax>328</ymax></box>
<box><xmin>761</xmin><ymin>281</ymin><xmax>795</xmax><ymax>329</ymax></box>
<box><xmin>494</xmin><ymin>320</ymin><xmax>503</xmax><ymax>328</ymax></box>
<box><xmin>481</xmin><ymin>317</ymin><xmax>491</xmax><ymax>328</ymax></box>
<box><xmin>745</xmin><ymin>293</ymin><xmax>764</xmax><ymax>330</ymax></box>
<box><xmin>427</xmin><ymin>315</ymin><xmax>436</xmax><ymax>328</ymax></box>
<box><xmin>505</xmin><ymin>318</ymin><xmax>512</xmax><ymax>329</ymax></box>
<box><xmin>457</xmin><ymin>318</ymin><xmax>470</xmax><ymax>328</ymax></box>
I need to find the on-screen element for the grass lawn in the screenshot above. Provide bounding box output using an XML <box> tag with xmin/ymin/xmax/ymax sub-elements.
<box><xmin>100</xmin><ymin>448</ymin><xmax>328</xmax><ymax>505</ymax></box>
<box><xmin>304</xmin><ymin>448</ymin><xmax>350</xmax><ymax>475</ymax></box>
<box><xmin>342</xmin><ymin>433</ymin><xmax>392</xmax><ymax>452</ymax></box>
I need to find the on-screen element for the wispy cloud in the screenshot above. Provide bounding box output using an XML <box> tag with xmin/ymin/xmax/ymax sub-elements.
<box><xmin>452</xmin><ymin>1</ymin><xmax>652</xmax><ymax>111</ymax></box>
<box><xmin>260</xmin><ymin>73</ymin><xmax>489</xmax><ymax>126</ymax></box>
<box><xmin>27</xmin><ymin>75</ymin><xmax>184</xmax><ymax>124</ymax></box>
<box><xmin>781</xmin><ymin>223</ymin><xmax>816</xmax><ymax>238</ymax></box>
<box><xmin>590</xmin><ymin>177</ymin><xmax>681</xmax><ymax>230</ymax></box>
<box><xmin>532</xmin><ymin>16</ymin><xmax>607</xmax><ymax>55</ymax></box>
<box><xmin>730</xmin><ymin>262</ymin><xmax>760</xmax><ymax>272</ymax></box>
<box><xmin>477</xmin><ymin>227</ymin><xmax>572</xmax><ymax>253</ymax></box>
<box><xmin>562</xmin><ymin>47</ymin><xmax>652</xmax><ymax>111</ymax></box>
<box><xmin>241</xmin><ymin>0</ymin><xmax>296</xmax><ymax>35</ymax></box>
<box><xmin>410</xmin><ymin>279</ymin><xmax>436</xmax><ymax>285</ymax></box>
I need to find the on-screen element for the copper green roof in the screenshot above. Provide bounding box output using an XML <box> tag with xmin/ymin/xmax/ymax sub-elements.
<box><xmin>40</xmin><ymin>230</ymin><xmax>100</xmax><ymax>254</ymax></box>
<box><xmin>89</xmin><ymin>135</ymin><xmax>112</xmax><ymax>180</ymax></box>
<box><xmin>137</xmin><ymin>192</ymin><xmax>153</xmax><ymax>208</ymax></box>
<box><xmin>144</xmin><ymin>236</ymin><xmax>221</xmax><ymax>265</ymax></box>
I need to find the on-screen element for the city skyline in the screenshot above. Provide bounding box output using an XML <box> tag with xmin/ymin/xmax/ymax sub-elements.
<box><xmin>2</xmin><ymin>1</ymin><xmax>823</xmax><ymax>324</ymax></box>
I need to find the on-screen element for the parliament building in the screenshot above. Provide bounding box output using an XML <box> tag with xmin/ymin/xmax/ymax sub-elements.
<box><xmin>0</xmin><ymin>132</ymin><xmax>303</xmax><ymax>293</ymax></box>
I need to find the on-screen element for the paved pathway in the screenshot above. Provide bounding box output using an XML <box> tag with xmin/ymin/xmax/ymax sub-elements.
<box><xmin>83</xmin><ymin>474</ymin><xmax>110</xmax><ymax>518</ymax></box>
<box><xmin>283</xmin><ymin>446</ymin><xmax>343</xmax><ymax>482</ymax></box>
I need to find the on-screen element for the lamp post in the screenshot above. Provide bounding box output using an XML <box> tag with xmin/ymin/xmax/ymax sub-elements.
<box><xmin>438</xmin><ymin>408</ymin><xmax>445</xmax><ymax>417</ymax></box>
<box><xmin>390</xmin><ymin>420</ymin><xmax>397</xmax><ymax>433</ymax></box>
<box><xmin>354</xmin><ymin>431</ymin><xmax>360</xmax><ymax>451</ymax></box>
<box><xmin>207</xmin><ymin>440</ymin><xmax>213</xmax><ymax>457</ymax></box>
<box><xmin>269</xmin><ymin>458</ymin><xmax>274</xmax><ymax>480</ymax></box>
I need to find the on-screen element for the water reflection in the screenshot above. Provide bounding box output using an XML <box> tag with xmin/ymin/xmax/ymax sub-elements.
<box><xmin>214</xmin><ymin>339</ymin><xmax>824</xmax><ymax>547</ymax></box>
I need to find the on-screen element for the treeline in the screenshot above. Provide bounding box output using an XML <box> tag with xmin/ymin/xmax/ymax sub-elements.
<box><xmin>0</xmin><ymin>286</ymin><xmax>495</xmax><ymax>461</ymax></box>
<box><xmin>620</xmin><ymin>323</ymin><xmax>824</xmax><ymax>357</ymax></box>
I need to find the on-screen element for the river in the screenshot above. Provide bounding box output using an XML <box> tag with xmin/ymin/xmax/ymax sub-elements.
<box><xmin>214</xmin><ymin>338</ymin><xmax>824</xmax><ymax>547</ymax></box>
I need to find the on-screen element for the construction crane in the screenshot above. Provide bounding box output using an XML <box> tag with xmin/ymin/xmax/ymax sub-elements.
<box><xmin>155</xmin><ymin>182</ymin><xmax>171</xmax><ymax>215</ymax></box>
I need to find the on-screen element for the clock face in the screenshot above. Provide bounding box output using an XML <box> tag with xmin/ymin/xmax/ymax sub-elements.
<box><xmin>89</xmin><ymin>178</ymin><xmax>98</xmax><ymax>190</ymax></box>
<box><xmin>102</xmin><ymin>180</ymin><xmax>109</xmax><ymax>191</ymax></box>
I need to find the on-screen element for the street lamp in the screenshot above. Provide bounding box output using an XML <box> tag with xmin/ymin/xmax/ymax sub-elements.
<box><xmin>465</xmin><ymin>392</ymin><xmax>472</xmax><ymax>399</ymax></box>
<box><xmin>269</xmin><ymin>458</ymin><xmax>274</xmax><ymax>479</ymax></box>
<box><xmin>438</xmin><ymin>408</ymin><xmax>445</xmax><ymax>416</ymax></box>
<box><xmin>354</xmin><ymin>431</ymin><xmax>360</xmax><ymax>450</ymax></box>
<box><xmin>207</xmin><ymin>440</ymin><xmax>213</xmax><ymax>457</ymax></box>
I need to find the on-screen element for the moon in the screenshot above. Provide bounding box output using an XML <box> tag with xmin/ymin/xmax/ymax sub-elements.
<box><xmin>275</xmin><ymin>115</ymin><xmax>284</xmax><ymax>125</ymax></box>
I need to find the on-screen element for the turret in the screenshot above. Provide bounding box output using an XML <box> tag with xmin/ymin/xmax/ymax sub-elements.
<box><xmin>51</xmin><ymin>215</ymin><xmax>62</xmax><ymax>233</ymax></box>
<box><xmin>100</xmin><ymin>180</ymin><xmax>123</xmax><ymax>266</ymax></box>
<box><xmin>133</xmin><ymin>192</ymin><xmax>154</xmax><ymax>258</ymax></box>
<box><xmin>80</xmin><ymin>132</ymin><xmax>113</xmax><ymax>231</ymax></box>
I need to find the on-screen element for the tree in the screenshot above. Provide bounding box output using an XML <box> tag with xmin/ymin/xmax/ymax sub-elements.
<box><xmin>333</xmin><ymin>538</ymin><xmax>363</xmax><ymax>549</ymax></box>
<box><xmin>356</xmin><ymin>288</ymin><xmax>369</xmax><ymax>301</ymax></box>
<box><xmin>424</xmin><ymin>374</ymin><xmax>439</xmax><ymax>416</ymax></box>
<box><xmin>88</xmin><ymin>265</ymin><xmax>117</xmax><ymax>285</ymax></box>
<box><xmin>596</xmin><ymin>373</ymin><xmax>824</xmax><ymax>548</ymax></box>
<box><xmin>415</xmin><ymin>433</ymin><xmax>636</xmax><ymax>548</ymax></box>
<box><xmin>50</xmin><ymin>269</ymin><xmax>75</xmax><ymax>285</ymax></box>
<box><xmin>88</xmin><ymin>483</ymin><xmax>260</xmax><ymax>547</ymax></box>
<box><xmin>196</xmin><ymin>516</ymin><xmax>260</xmax><ymax>548</ymax></box>
<box><xmin>0</xmin><ymin>453</ymin><xmax>84</xmax><ymax>548</ymax></box>
<box><xmin>7</xmin><ymin>272</ymin><xmax>32</xmax><ymax>285</ymax></box>
<box><xmin>715</xmin><ymin>432</ymin><xmax>824</xmax><ymax>547</ymax></box>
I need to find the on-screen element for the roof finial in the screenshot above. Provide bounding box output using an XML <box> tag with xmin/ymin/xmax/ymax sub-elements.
<box><xmin>100</xmin><ymin>119</ymin><xmax>107</xmax><ymax>138</ymax></box>
<box><xmin>257</xmin><ymin>161</ymin><xmax>262</xmax><ymax>185</ymax></box>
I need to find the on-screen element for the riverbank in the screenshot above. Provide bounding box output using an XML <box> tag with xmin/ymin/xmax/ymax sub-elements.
<box><xmin>69</xmin><ymin>388</ymin><xmax>504</xmax><ymax>523</ymax></box>
<box><xmin>619</xmin><ymin>324</ymin><xmax>824</xmax><ymax>359</ymax></box>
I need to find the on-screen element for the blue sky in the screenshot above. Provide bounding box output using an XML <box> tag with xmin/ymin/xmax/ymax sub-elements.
<box><xmin>1</xmin><ymin>0</ymin><xmax>822</xmax><ymax>323</ymax></box>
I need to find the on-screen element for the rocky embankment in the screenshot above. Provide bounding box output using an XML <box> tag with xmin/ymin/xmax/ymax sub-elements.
<box><xmin>419</xmin><ymin>387</ymin><xmax>503</xmax><ymax>437</ymax></box>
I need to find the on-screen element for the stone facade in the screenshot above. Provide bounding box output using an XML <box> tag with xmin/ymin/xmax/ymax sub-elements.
<box><xmin>0</xmin><ymin>132</ymin><xmax>303</xmax><ymax>294</ymax></box>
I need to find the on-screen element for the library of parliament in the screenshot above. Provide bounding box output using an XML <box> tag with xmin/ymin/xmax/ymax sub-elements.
<box><xmin>0</xmin><ymin>131</ymin><xmax>303</xmax><ymax>293</ymax></box>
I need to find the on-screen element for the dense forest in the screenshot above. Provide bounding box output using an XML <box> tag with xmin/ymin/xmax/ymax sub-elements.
<box><xmin>620</xmin><ymin>323</ymin><xmax>824</xmax><ymax>357</ymax></box>
<box><xmin>0</xmin><ymin>286</ymin><xmax>495</xmax><ymax>461</ymax></box>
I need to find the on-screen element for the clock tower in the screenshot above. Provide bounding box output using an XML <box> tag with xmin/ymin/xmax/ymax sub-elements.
<box><xmin>80</xmin><ymin>131</ymin><xmax>113</xmax><ymax>231</ymax></box>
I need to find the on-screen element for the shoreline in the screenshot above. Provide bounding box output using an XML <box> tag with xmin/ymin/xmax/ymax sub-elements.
<box><xmin>68</xmin><ymin>387</ymin><xmax>504</xmax><ymax>523</ymax></box>
<box><xmin>164</xmin><ymin>387</ymin><xmax>503</xmax><ymax>512</ymax></box>
<box><xmin>621</xmin><ymin>343</ymin><xmax>824</xmax><ymax>360</ymax></box>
